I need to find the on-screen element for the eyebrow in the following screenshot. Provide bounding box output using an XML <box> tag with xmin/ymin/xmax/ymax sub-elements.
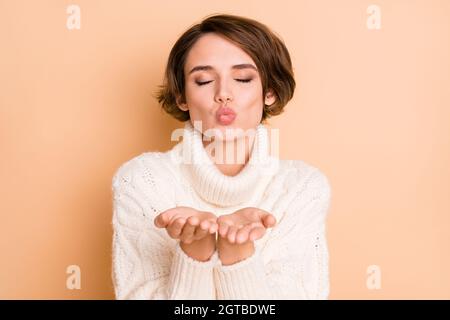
<box><xmin>188</xmin><ymin>64</ymin><xmax>257</xmax><ymax>75</ymax></box>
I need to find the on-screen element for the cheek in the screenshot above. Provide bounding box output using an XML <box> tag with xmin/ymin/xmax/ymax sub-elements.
<box><xmin>234</xmin><ymin>85</ymin><xmax>264</xmax><ymax>125</ymax></box>
<box><xmin>235</xmin><ymin>83</ymin><xmax>263</xmax><ymax>108</ymax></box>
<box><xmin>185</xmin><ymin>83</ymin><xmax>212</xmax><ymax>104</ymax></box>
<box><xmin>184</xmin><ymin>84</ymin><xmax>214</xmax><ymax>120</ymax></box>
<box><xmin>185</xmin><ymin>87</ymin><xmax>203</xmax><ymax>112</ymax></box>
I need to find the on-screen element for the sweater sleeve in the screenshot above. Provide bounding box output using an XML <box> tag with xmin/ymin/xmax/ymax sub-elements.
<box><xmin>213</xmin><ymin>169</ymin><xmax>332</xmax><ymax>300</ymax></box>
<box><xmin>111</xmin><ymin>155</ymin><xmax>217</xmax><ymax>299</ymax></box>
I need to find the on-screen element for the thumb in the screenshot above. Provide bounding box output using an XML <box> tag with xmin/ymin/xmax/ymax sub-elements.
<box><xmin>154</xmin><ymin>212</ymin><xmax>169</xmax><ymax>228</ymax></box>
<box><xmin>260</xmin><ymin>212</ymin><xmax>276</xmax><ymax>228</ymax></box>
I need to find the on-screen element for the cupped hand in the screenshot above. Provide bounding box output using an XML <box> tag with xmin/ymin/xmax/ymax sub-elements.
<box><xmin>217</xmin><ymin>207</ymin><xmax>276</xmax><ymax>245</ymax></box>
<box><xmin>154</xmin><ymin>206</ymin><xmax>218</xmax><ymax>244</ymax></box>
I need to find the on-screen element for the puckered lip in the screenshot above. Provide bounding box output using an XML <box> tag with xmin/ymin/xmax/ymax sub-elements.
<box><xmin>216</xmin><ymin>106</ymin><xmax>236</xmax><ymax>118</ymax></box>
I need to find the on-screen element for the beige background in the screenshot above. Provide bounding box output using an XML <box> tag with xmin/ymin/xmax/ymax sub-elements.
<box><xmin>1</xmin><ymin>0</ymin><xmax>449</xmax><ymax>299</ymax></box>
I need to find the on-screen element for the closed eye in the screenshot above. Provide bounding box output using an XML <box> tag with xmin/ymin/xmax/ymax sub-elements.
<box><xmin>196</xmin><ymin>80</ymin><xmax>213</xmax><ymax>86</ymax></box>
<box><xmin>195</xmin><ymin>79</ymin><xmax>253</xmax><ymax>86</ymax></box>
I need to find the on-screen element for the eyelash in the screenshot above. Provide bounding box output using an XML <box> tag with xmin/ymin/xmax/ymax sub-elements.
<box><xmin>195</xmin><ymin>79</ymin><xmax>253</xmax><ymax>86</ymax></box>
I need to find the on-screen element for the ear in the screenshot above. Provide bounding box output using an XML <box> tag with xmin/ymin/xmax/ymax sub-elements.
<box><xmin>176</xmin><ymin>95</ymin><xmax>188</xmax><ymax>111</ymax></box>
<box><xmin>264</xmin><ymin>89</ymin><xmax>276</xmax><ymax>106</ymax></box>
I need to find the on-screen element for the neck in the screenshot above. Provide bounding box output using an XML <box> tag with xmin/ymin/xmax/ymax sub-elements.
<box><xmin>178</xmin><ymin>120</ymin><xmax>279</xmax><ymax>207</ymax></box>
<box><xmin>201</xmin><ymin>133</ymin><xmax>256</xmax><ymax>177</ymax></box>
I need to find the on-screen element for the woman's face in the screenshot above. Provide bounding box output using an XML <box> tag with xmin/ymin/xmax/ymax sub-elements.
<box><xmin>179</xmin><ymin>33</ymin><xmax>275</xmax><ymax>141</ymax></box>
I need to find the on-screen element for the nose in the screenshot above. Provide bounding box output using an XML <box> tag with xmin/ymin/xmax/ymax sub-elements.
<box><xmin>214</xmin><ymin>80</ymin><xmax>233</xmax><ymax>105</ymax></box>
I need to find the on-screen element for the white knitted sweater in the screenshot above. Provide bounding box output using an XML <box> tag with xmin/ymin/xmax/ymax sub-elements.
<box><xmin>111</xmin><ymin>121</ymin><xmax>332</xmax><ymax>300</ymax></box>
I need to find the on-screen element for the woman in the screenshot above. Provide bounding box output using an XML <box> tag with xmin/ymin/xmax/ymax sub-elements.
<box><xmin>111</xmin><ymin>14</ymin><xmax>331</xmax><ymax>300</ymax></box>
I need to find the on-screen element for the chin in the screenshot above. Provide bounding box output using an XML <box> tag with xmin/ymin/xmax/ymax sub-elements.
<box><xmin>217</xmin><ymin>125</ymin><xmax>252</xmax><ymax>142</ymax></box>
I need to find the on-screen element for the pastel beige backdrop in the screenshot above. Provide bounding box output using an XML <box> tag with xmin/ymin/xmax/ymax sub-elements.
<box><xmin>1</xmin><ymin>0</ymin><xmax>449</xmax><ymax>299</ymax></box>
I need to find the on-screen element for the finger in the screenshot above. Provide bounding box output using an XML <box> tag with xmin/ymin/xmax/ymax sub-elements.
<box><xmin>193</xmin><ymin>219</ymin><xmax>210</xmax><ymax>240</ymax></box>
<box><xmin>194</xmin><ymin>226</ymin><xmax>208</xmax><ymax>240</ymax></box>
<box><xmin>204</xmin><ymin>218</ymin><xmax>219</xmax><ymax>234</ymax></box>
<box><xmin>209</xmin><ymin>221</ymin><xmax>218</xmax><ymax>234</ymax></box>
<box><xmin>154</xmin><ymin>213</ymin><xmax>169</xmax><ymax>228</ymax></box>
<box><xmin>179</xmin><ymin>216</ymin><xmax>199</xmax><ymax>244</ymax></box>
<box><xmin>253</xmin><ymin>209</ymin><xmax>272</xmax><ymax>226</ymax></box>
<box><xmin>249</xmin><ymin>226</ymin><xmax>266</xmax><ymax>241</ymax></box>
<box><xmin>262</xmin><ymin>213</ymin><xmax>276</xmax><ymax>228</ymax></box>
<box><xmin>218</xmin><ymin>221</ymin><xmax>231</xmax><ymax>238</ymax></box>
<box><xmin>167</xmin><ymin>217</ymin><xmax>186</xmax><ymax>239</ymax></box>
<box><xmin>200</xmin><ymin>219</ymin><xmax>211</xmax><ymax>230</ymax></box>
<box><xmin>235</xmin><ymin>224</ymin><xmax>253</xmax><ymax>244</ymax></box>
<box><xmin>155</xmin><ymin>208</ymin><xmax>182</xmax><ymax>228</ymax></box>
<box><xmin>227</xmin><ymin>226</ymin><xmax>239</xmax><ymax>244</ymax></box>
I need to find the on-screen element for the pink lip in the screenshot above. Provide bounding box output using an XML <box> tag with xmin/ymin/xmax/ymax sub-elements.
<box><xmin>216</xmin><ymin>107</ymin><xmax>236</xmax><ymax>125</ymax></box>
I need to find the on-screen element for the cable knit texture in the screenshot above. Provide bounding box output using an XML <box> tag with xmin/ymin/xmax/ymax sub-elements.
<box><xmin>111</xmin><ymin>121</ymin><xmax>332</xmax><ymax>299</ymax></box>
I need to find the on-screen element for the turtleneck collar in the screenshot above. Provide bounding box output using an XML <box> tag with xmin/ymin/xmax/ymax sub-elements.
<box><xmin>178</xmin><ymin>121</ymin><xmax>279</xmax><ymax>207</ymax></box>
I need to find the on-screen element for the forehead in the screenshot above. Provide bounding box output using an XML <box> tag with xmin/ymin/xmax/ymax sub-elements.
<box><xmin>185</xmin><ymin>33</ymin><xmax>256</xmax><ymax>70</ymax></box>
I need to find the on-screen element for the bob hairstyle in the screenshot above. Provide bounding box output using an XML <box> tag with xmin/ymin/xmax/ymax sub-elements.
<box><xmin>156</xmin><ymin>14</ymin><xmax>296</xmax><ymax>123</ymax></box>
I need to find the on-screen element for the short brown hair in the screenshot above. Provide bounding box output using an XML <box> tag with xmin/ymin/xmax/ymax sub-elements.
<box><xmin>156</xmin><ymin>14</ymin><xmax>296</xmax><ymax>123</ymax></box>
